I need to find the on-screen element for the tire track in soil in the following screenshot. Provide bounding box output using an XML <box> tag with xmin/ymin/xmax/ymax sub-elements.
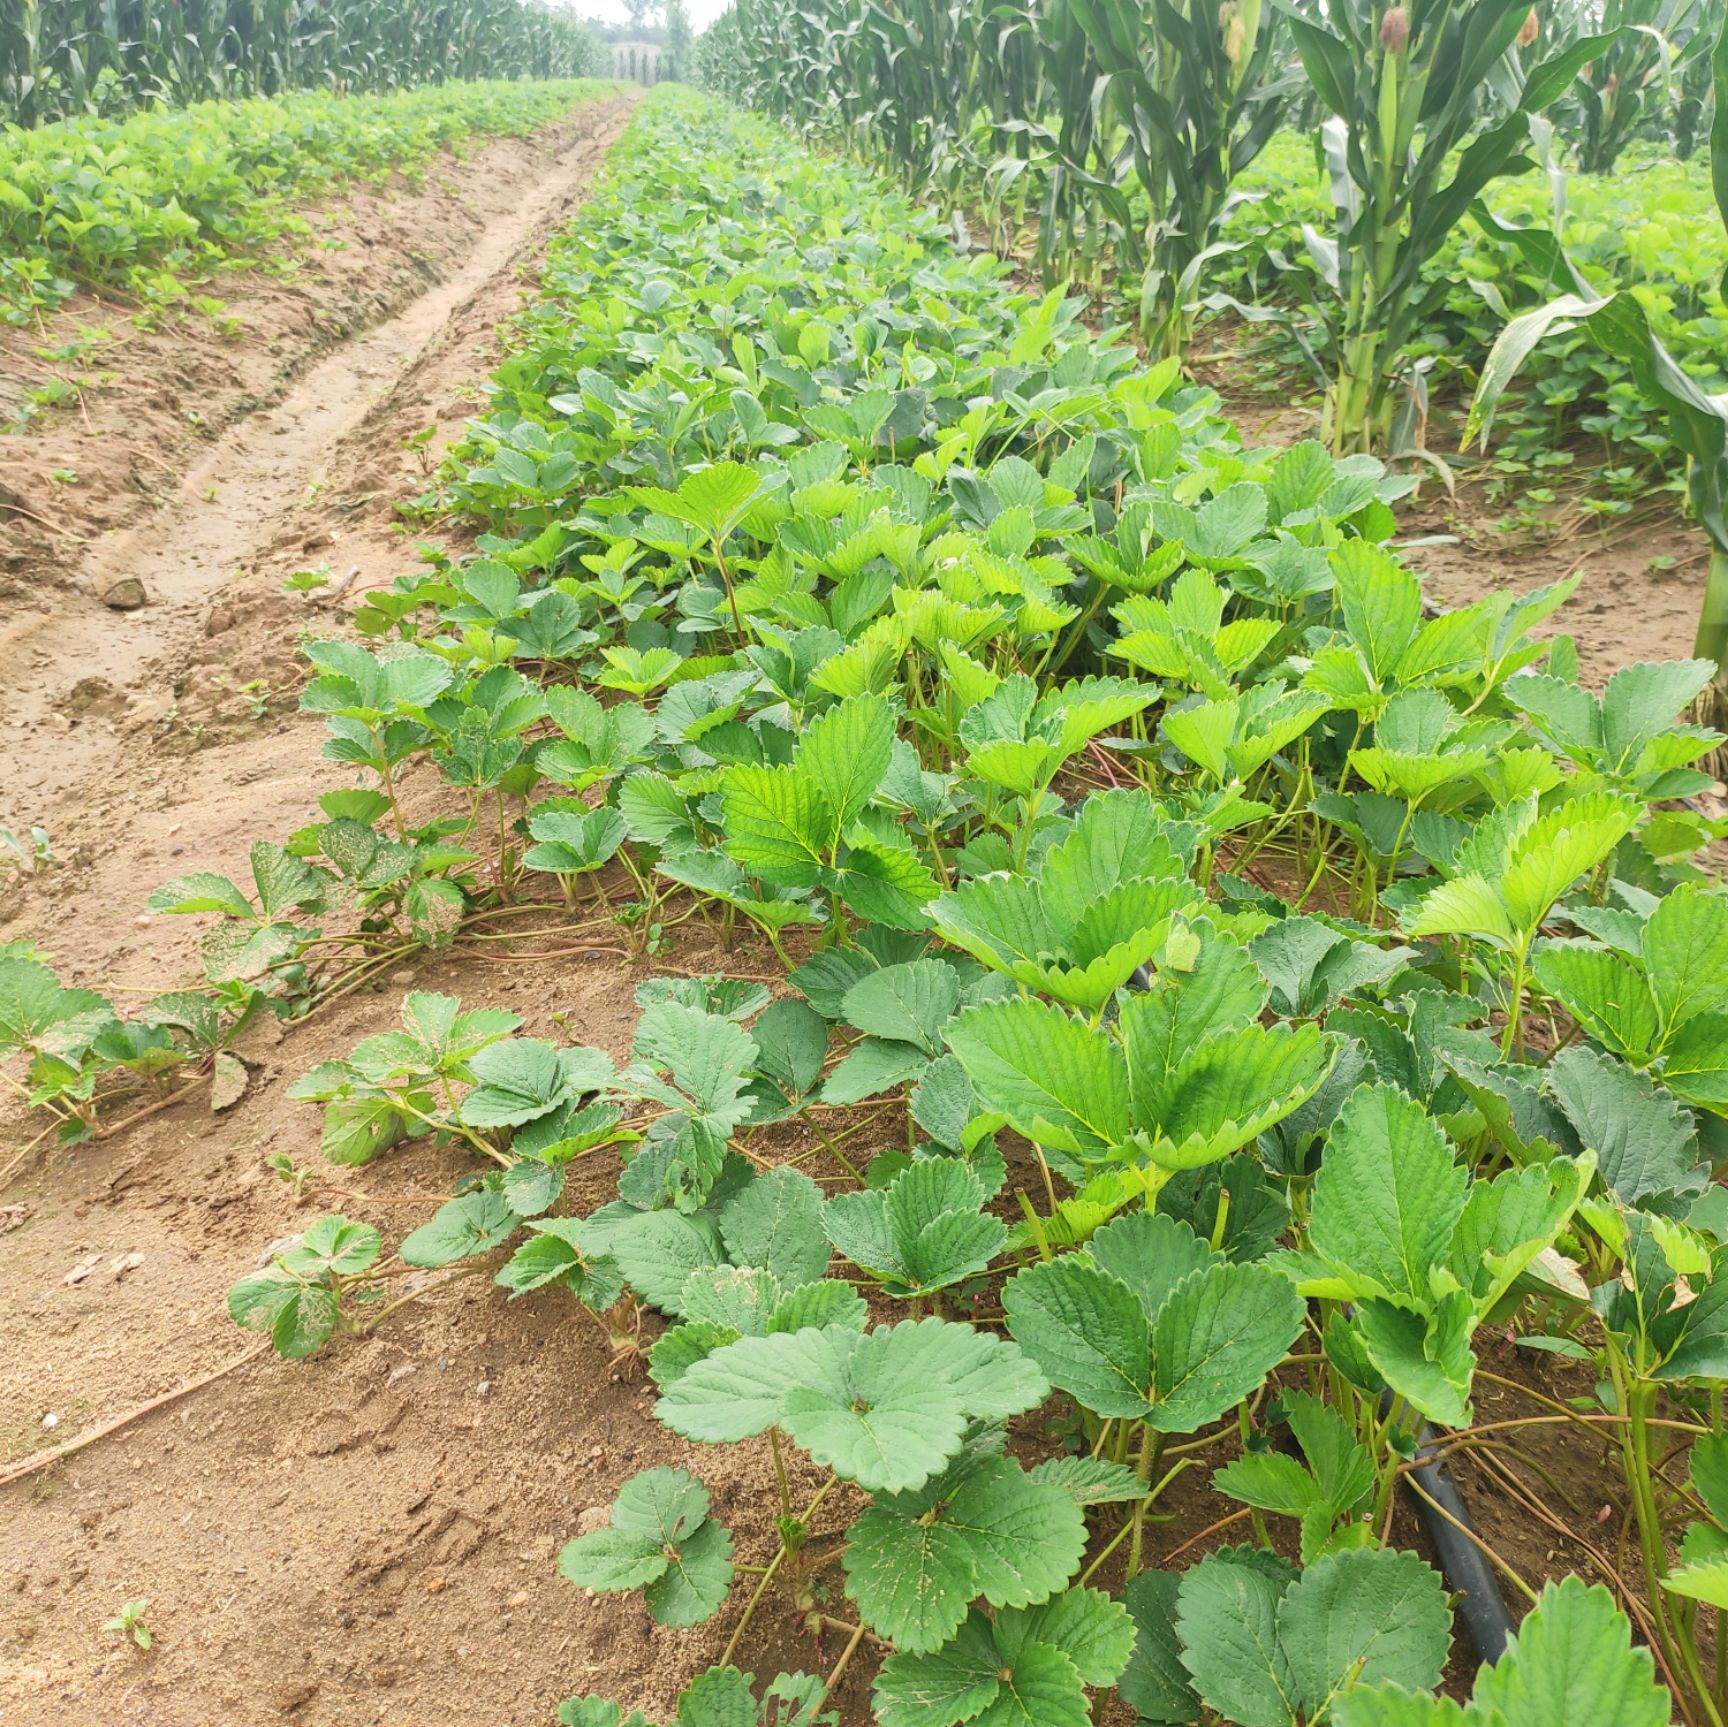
<box><xmin>0</xmin><ymin>86</ymin><xmax>765</xmax><ymax>1727</ymax></box>
<box><xmin>0</xmin><ymin>90</ymin><xmax>640</xmax><ymax>836</ymax></box>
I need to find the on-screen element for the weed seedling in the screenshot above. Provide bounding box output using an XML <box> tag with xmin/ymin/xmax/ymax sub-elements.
<box><xmin>102</xmin><ymin>1599</ymin><xmax>153</xmax><ymax>1650</ymax></box>
<box><xmin>0</xmin><ymin>825</ymin><xmax>53</xmax><ymax>877</ymax></box>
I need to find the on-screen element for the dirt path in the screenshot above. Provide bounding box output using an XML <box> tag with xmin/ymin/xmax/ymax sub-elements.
<box><xmin>0</xmin><ymin>88</ymin><xmax>817</xmax><ymax>1727</ymax></box>
<box><xmin>0</xmin><ymin>91</ymin><xmax>638</xmax><ymax>836</ymax></box>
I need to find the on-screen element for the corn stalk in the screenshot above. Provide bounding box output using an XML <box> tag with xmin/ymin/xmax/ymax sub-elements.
<box><xmin>1468</xmin><ymin>7</ymin><xmax>1728</xmax><ymax>733</ymax></box>
<box><xmin>1</xmin><ymin>0</ymin><xmax>44</xmax><ymax>123</ymax></box>
<box><xmin>1279</xmin><ymin>0</ymin><xmax>1617</xmax><ymax>455</ymax></box>
<box><xmin>996</xmin><ymin>0</ymin><xmax>1116</xmax><ymax>285</ymax></box>
<box><xmin>700</xmin><ymin>0</ymin><xmax>1129</xmax><ymax>286</ymax></box>
<box><xmin>1066</xmin><ymin>0</ymin><xmax>1293</xmax><ymax>358</ymax></box>
<box><xmin>2</xmin><ymin>0</ymin><xmax>609</xmax><ymax>127</ymax></box>
<box><xmin>1564</xmin><ymin>0</ymin><xmax>1706</xmax><ymax>173</ymax></box>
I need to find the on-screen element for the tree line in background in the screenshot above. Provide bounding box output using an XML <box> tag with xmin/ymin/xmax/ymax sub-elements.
<box><xmin>0</xmin><ymin>0</ymin><xmax>609</xmax><ymax>127</ymax></box>
<box><xmin>570</xmin><ymin>0</ymin><xmax>691</xmax><ymax>80</ymax></box>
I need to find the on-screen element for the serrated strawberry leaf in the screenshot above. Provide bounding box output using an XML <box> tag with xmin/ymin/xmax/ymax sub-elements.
<box><xmin>558</xmin><ymin>1467</ymin><xmax>733</xmax><ymax>1628</ymax></box>
<box><xmin>462</xmin><ymin>1038</ymin><xmax>612</xmax><ymax>1129</ymax></box>
<box><xmin>399</xmin><ymin>1191</ymin><xmax>521</xmax><ymax>1268</ymax></box>
<box><xmin>1174</xmin><ymin>1549</ymin><xmax>1296</xmax><ymax>1727</ymax></box>
<box><xmin>874</xmin><ymin>1585</ymin><xmax>1130</xmax><ymax>1727</ymax></box>
<box><xmin>824</xmin><ymin>1157</ymin><xmax>1004</xmax><ymax>1297</ymax></box>
<box><xmin>947</xmin><ymin>996</ymin><xmax>1130</xmax><ymax>1163</ymax></box>
<box><xmin>1306</xmin><ymin>1083</ymin><xmax>1469</xmax><ymax>1304</ymax></box>
<box><xmin>845</xmin><ymin>1455</ymin><xmax>1086</xmax><ymax>1651</ymax></box>
<box><xmin>718</xmin><ymin>1165</ymin><xmax>831</xmax><ymax>1290</ymax></box>
<box><xmin>1147</xmin><ymin>1260</ymin><xmax>1306</xmax><ymax>1433</ymax></box>
<box><xmin>657</xmin><ymin>1320</ymin><xmax>1044</xmax><ymax>1492</ymax></box>
<box><xmin>1336</xmin><ymin>1577</ymin><xmax>1670</xmax><ymax>1727</ymax></box>
<box><xmin>1278</xmin><ymin>1548</ymin><xmax>1451</xmax><ymax>1712</ymax></box>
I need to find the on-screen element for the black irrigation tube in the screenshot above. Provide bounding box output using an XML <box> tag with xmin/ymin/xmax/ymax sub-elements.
<box><xmin>1389</xmin><ymin>1397</ymin><xmax>1515</xmax><ymax>1665</ymax></box>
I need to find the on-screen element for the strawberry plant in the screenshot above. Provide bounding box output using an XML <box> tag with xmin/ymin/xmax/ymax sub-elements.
<box><xmin>559</xmin><ymin>1665</ymin><xmax>835</xmax><ymax>1727</ymax></box>
<box><xmin>1125</xmin><ymin>1545</ymin><xmax>1453</xmax><ymax>1725</ymax></box>
<box><xmin>0</xmin><ymin>946</ymin><xmax>251</xmax><ymax>1141</ymax></box>
<box><xmin>822</xmin><ymin>1155</ymin><xmax>1007</xmax><ymax>1303</ymax></box>
<box><xmin>1334</xmin><ymin>1579</ymin><xmax>1673</xmax><ymax>1726</ymax></box>
<box><xmin>0</xmin><ymin>81</ymin><xmax>613</xmax><ymax>326</ymax></box>
<box><xmin>21</xmin><ymin>81</ymin><xmax>1722</xmax><ymax>1727</ymax></box>
<box><xmin>229</xmin><ymin>1215</ymin><xmax>387</xmax><ymax>1358</ymax></box>
<box><xmin>558</xmin><ymin>1468</ymin><xmax>735</xmax><ymax>1628</ymax></box>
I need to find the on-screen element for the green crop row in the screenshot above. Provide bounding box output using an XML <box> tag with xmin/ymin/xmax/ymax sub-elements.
<box><xmin>694</xmin><ymin>0</ymin><xmax>1728</xmax><ymax>620</ymax></box>
<box><xmin>2</xmin><ymin>0</ymin><xmax>609</xmax><ymax>129</ymax></box>
<box><xmin>0</xmin><ymin>77</ymin><xmax>614</xmax><ymax>327</ymax></box>
<box><xmin>7</xmin><ymin>84</ymin><xmax>1728</xmax><ymax>1725</ymax></box>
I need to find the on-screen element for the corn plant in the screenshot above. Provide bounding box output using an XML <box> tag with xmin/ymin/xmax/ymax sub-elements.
<box><xmin>1675</xmin><ymin>13</ymin><xmax>1717</xmax><ymax>157</ymax></box>
<box><xmin>1067</xmin><ymin>0</ymin><xmax>1294</xmax><ymax>357</ymax></box>
<box><xmin>0</xmin><ymin>0</ymin><xmax>42</xmax><ymax>119</ymax></box>
<box><xmin>1279</xmin><ymin>0</ymin><xmax>1614</xmax><ymax>455</ymax></box>
<box><xmin>1</xmin><ymin>0</ymin><xmax>608</xmax><ymax>127</ymax></box>
<box><xmin>1557</xmin><ymin>0</ymin><xmax>1709</xmax><ymax>173</ymax></box>
<box><xmin>1003</xmin><ymin>0</ymin><xmax>1116</xmax><ymax>285</ymax></box>
<box><xmin>1468</xmin><ymin>13</ymin><xmax>1728</xmax><ymax>731</ymax></box>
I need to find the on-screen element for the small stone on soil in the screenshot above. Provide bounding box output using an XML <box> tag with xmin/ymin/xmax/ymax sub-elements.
<box><xmin>99</xmin><ymin>577</ymin><xmax>148</xmax><ymax>611</ymax></box>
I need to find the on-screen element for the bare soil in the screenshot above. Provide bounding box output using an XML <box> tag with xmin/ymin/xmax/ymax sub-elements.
<box><xmin>0</xmin><ymin>103</ymin><xmax>619</xmax><ymax>596</ymax></box>
<box><xmin>0</xmin><ymin>90</ymin><xmax>854</xmax><ymax>1727</ymax></box>
<box><xmin>0</xmin><ymin>93</ymin><xmax>635</xmax><ymax>827</ymax></box>
<box><xmin>1212</xmin><ymin>382</ymin><xmax>1714</xmax><ymax>687</ymax></box>
<box><xmin>0</xmin><ymin>103</ymin><xmax>1693</xmax><ymax>1727</ymax></box>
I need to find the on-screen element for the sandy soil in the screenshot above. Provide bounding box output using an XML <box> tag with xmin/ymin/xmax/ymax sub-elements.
<box><xmin>0</xmin><ymin>96</ymin><xmax>1685</xmax><ymax>1727</ymax></box>
<box><xmin>0</xmin><ymin>105</ymin><xmax>618</xmax><ymax>598</ymax></box>
<box><xmin>0</xmin><ymin>95</ymin><xmax>633</xmax><ymax>826</ymax></box>
<box><xmin>0</xmin><ymin>91</ymin><xmax>849</xmax><ymax>1727</ymax></box>
<box><xmin>1215</xmin><ymin>391</ymin><xmax>1714</xmax><ymax>687</ymax></box>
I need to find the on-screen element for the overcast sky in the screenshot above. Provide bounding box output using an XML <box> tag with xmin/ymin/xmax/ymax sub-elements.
<box><xmin>579</xmin><ymin>0</ymin><xmax>733</xmax><ymax>29</ymax></box>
